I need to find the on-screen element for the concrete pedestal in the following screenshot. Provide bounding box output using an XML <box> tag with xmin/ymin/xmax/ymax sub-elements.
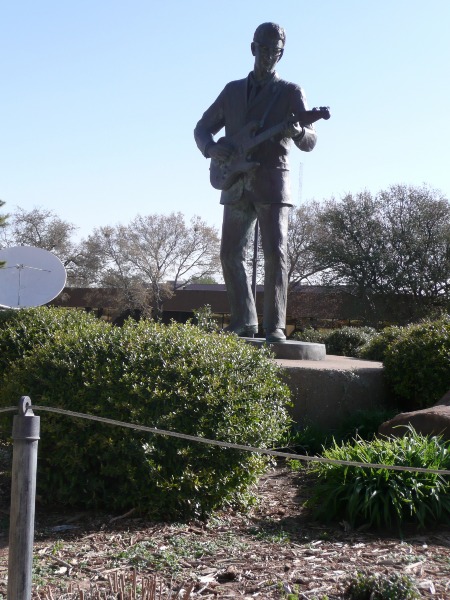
<box><xmin>244</xmin><ymin>338</ymin><xmax>326</xmax><ymax>361</ymax></box>
<box><xmin>242</xmin><ymin>337</ymin><xmax>388</xmax><ymax>430</ymax></box>
<box><xmin>275</xmin><ymin>355</ymin><xmax>388</xmax><ymax>430</ymax></box>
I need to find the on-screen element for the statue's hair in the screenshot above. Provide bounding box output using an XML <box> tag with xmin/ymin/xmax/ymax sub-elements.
<box><xmin>253</xmin><ymin>22</ymin><xmax>286</xmax><ymax>47</ymax></box>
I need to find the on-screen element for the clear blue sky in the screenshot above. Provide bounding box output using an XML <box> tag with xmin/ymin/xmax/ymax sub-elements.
<box><xmin>1</xmin><ymin>0</ymin><xmax>449</xmax><ymax>240</ymax></box>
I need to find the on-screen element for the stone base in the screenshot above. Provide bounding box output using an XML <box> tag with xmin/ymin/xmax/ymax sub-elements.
<box><xmin>244</xmin><ymin>338</ymin><xmax>326</xmax><ymax>361</ymax></box>
<box><xmin>275</xmin><ymin>355</ymin><xmax>387</xmax><ymax>429</ymax></box>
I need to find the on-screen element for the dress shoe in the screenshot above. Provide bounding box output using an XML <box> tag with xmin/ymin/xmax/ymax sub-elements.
<box><xmin>265</xmin><ymin>329</ymin><xmax>286</xmax><ymax>343</ymax></box>
<box><xmin>224</xmin><ymin>324</ymin><xmax>258</xmax><ymax>337</ymax></box>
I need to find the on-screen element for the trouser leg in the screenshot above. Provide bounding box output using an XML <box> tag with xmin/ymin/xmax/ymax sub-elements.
<box><xmin>220</xmin><ymin>202</ymin><xmax>258</xmax><ymax>329</ymax></box>
<box><xmin>256</xmin><ymin>203</ymin><xmax>291</xmax><ymax>332</ymax></box>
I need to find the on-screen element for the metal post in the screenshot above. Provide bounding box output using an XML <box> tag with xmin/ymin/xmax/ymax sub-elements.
<box><xmin>8</xmin><ymin>396</ymin><xmax>40</xmax><ymax>600</ymax></box>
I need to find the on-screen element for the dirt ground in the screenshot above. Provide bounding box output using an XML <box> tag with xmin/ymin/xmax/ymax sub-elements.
<box><xmin>1</xmin><ymin>464</ymin><xmax>450</xmax><ymax>599</ymax></box>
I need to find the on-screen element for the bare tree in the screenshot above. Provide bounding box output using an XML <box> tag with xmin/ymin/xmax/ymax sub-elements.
<box><xmin>1</xmin><ymin>206</ymin><xmax>76</xmax><ymax>252</ymax></box>
<box><xmin>81</xmin><ymin>212</ymin><xmax>221</xmax><ymax>319</ymax></box>
<box><xmin>77</xmin><ymin>225</ymin><xmax>152</xmax><ymax>315</ymax></box>
<box><xmin>287</xmin><ymin>201</ymin><xmax>327</xmax><ymax>286</ymax></box>
<box><xmin>126</xmin><ymin>213</ymin><xmax>220</xmax><ymax>318</ymax></box>
<box><xmin>0</xmin><ymin>206</ymin><xmax>84</xmax><ymax>283</ymax></box>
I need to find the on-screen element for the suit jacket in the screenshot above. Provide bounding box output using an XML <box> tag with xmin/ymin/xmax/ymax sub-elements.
<box><xmin>194</xmin><ymin>72</ymin><xmax>317</xmax><ymax>205</ymax></box>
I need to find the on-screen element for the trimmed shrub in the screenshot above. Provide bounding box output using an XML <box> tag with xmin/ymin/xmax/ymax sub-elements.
<box><xmin>290</xmin><ymin>327</ymin><xmax>326</xmax><ymax>344</ymax></box>
<box><xmin>291</xmin><ymin>326</ymin><xmax>378</xmax><ymax>357</ymax></box>
<box><xmin>358</xmin><ymin>325</ymin><xmax>405</xmax><ymax>362</ymax></box>
<box><xmin>0</xmin><ymin>306</ymin><xmax>108</xmax><ymax>376</ymax></box>
<box><xmin>383</xmin><ymin>316</ymin><xmax>450</xmax><ymax>409</ymax></box>
<box><xmin>309</xmin><ymin>430</ymin><xmax>450</xmax><ymax>529</ymax></box>
<box><xmin>0</xmin><ymin>317</ymin><xmax>291</xmax><ymax>519</ymax></box>
<box><xmin>324</xmin><ymin>326</ymin><xmax>377</xmax><ymax>357</ymax></box>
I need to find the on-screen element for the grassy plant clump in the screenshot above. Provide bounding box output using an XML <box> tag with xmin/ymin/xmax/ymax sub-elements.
<box><xmin>345</xmin><ymin>569</ymin><xmax>420</xmax><ymax>599</ymax></box>
<box><xmin>309</xmin><ymin>429</ymin><xmax>450</xmax><ymax>529</ymax></box>
<box><xmin>0</xmin><ymin>313</ymin><xmax>291</xmax><ymax>519</ymax></box>
<box><xmin>382</xmin><ymin>315</ymin><xmax>450</xmax><ymax>409</ymax></box>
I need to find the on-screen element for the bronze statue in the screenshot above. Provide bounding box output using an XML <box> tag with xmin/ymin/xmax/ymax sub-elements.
<box><xmin>195</xmin><ymin>22</ymin><xmax>327</xmax><ymax>342</ymax></box>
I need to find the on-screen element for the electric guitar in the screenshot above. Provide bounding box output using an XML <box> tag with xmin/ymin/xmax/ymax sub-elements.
<box><xmin>209</xmin><ymin>106</ymin><xmax>330</xmax><ymax>191</ymax></box>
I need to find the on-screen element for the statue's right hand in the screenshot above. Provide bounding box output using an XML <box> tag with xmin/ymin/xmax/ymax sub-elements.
<box><xmin>208</xmin><ymin>140</ymin><xmax>234</xmax><ymax>161</ymax></box>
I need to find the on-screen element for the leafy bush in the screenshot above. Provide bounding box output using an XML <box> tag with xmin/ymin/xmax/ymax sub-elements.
<box><xmin>0</xmin><ymin>306</ymin><xmax>107</xmax><ymax>376</ymax></box>
<box><xmin>383</xmin><ymin>315</ymin><xmax>450</xmax><ymax>409</ymax></box>
<box><xmin>0</xmin><ymin>315</ymin><xmax>291</xmax><ymax>519</ymax></box>
<box><xmin>290</xmin><ymin>327</ymin><xmax>326</xmax><ymax>344</ymax></box>
<box><xmin>324</xmin><ymin>326</ymin><xmax>377</xmax><ymax>357</ymax></box>
<box><xmin>345</xmin><ymin>569</ymin><xmax>420</xmax><ymax>599</ymax></box>
<box><xmin>291</xmin><ymin>326</ymin><xmax>378</xmax><ymax>357</ymax></box>
<box><xmin>309</xmin><ymin>430</ymin><xmax>450</xmax><ymax>529</ymax></box>
<box><xmin>191</xmin><ymin>304</ymin><xmax>219</xmax><ymax>333</ymax></box>
<box><xmin>358</xmin><ymin>325</ymin><xmax>405</xmax><ymax>361</ymax></box>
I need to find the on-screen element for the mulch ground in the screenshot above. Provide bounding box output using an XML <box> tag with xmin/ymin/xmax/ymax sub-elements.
<box><xmin>1</xmin><ymin>464</ymin><xmax>450</xmax><ymax>599</ymax></box>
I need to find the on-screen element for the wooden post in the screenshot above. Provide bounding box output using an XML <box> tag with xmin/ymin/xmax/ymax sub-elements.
<box><xmin>8</xmin><ymin>396</ymin><xmax>40</xmax><ymax>600</ymax></box>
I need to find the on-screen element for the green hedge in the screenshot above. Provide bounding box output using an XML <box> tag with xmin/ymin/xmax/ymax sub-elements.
<box><xmin>290</xmin><ymin>327</ymin><xmax>326</xmax><ymax>344</ymax></box>
<box><xmin>291</xmin><ymin>326</ymin><xmax>377</xmax><ymax>357</ymax></box>
<box><xmin>324</xmin><ymin>326</ymin><xmax>377</xmax><ymax>357</ymax></box>
<box><xmin>0</xmin><ymin>310</ymin><xmax>291</xmax><ymax>519</ymax></box>
<box><xmin>358</xmin><ymin>325</ymin><xmax>405</xmax><ymax>361</ymax></box>
<box><xmin>354</xmin><ymin>317</ymin><xmax>450</xmax><ymax>408</ymax></box>
<box><xmin>0</xmin><ymin>306</ymin><xmax>108</xmax><ymax>376</ymax></box>
<box><xmin>382</xmin><ymin>316</ymin><xmax>450</xmax><ymax>409</ymax></box>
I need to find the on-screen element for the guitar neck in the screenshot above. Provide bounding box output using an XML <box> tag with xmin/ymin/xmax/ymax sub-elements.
<box><xmin>244</xmin><ymin>122</ymin><xmax>286</xmax><ymax>153</ymax></box>
<box><xmin>244</xmin><ymin>108</ymin><xmax>330</xmax><ymax>153</ymax></box>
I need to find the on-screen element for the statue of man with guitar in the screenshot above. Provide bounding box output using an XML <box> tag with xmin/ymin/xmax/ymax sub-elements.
<box><xmin>194</xmin><ymin>22</ymin><xmax>329</xmax><ymax>342</ymax></box>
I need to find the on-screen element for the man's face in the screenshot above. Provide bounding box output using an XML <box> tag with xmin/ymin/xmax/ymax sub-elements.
<box><xmin>251</xmin><ymin>39</ymin><xmax>284</xmax><ymax>75</ymax></box>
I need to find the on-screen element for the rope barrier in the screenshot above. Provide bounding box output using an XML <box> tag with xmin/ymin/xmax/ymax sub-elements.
<box><xmin>8</xmin><ymin>404</ymin><xmax>447</xmax><ymax>476</ymax></box>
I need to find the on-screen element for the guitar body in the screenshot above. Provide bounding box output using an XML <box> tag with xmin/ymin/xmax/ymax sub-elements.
<box><xmin>210</xmin><ymin>156</ymin><xmax>260</xmax><ymax>191</ymax></box>
<box><xmin>209</xmin><ymin>121</ymin><xmax>261</xmax><ymax>191</ymax></box>
<box><xmin>209</xmin><ymin>107</ymin><xmax>330</xmax><ymax>191</ymax></box>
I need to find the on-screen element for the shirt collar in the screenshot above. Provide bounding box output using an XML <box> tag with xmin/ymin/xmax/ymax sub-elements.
<box><xmin>248</xmin><ymin>70</ymin><xmax>278</xmax><ymax>88</ymax></box>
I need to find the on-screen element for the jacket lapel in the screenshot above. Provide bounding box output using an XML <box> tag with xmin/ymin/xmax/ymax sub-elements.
<box><xmin>246</xmin><ymin>73</ymin><xmax>280</xmax><ymax>117</ymax></box>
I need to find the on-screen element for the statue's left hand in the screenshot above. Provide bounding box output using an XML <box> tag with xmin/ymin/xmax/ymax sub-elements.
<box><xmin>284</xmin><ymin>121</ymin><xmax>304</xmax><ymax>139</ymax></box>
